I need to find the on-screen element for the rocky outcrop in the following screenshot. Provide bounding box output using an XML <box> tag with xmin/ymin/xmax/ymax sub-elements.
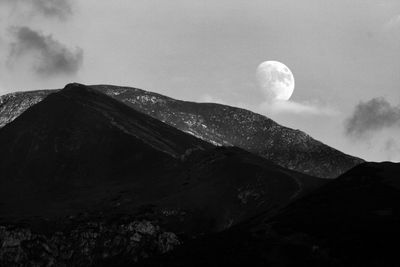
<box><xmin>0</xmin><ymin>220</ymin><xmax>179</xmax><ymax>266</ymax></box>
<box><xmin>0</xmin><ymin>90</ymin><xmax>51</xmax><ymax>128</ymax></box>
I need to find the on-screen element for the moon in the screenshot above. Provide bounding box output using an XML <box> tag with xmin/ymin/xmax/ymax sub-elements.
<box><xmin>256</xmin><ymin>61</ymin><xmax>295</xmax><ymax>101</ymax></box>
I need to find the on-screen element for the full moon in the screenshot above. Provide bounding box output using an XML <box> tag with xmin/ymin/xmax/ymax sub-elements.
<box><xmin>256</xmin><ymin>61</ymin><xmax>295</xmax><ymax>101</ymax></box>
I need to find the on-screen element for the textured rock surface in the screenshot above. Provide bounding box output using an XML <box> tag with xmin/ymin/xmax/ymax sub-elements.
<box><xmin>0</xmin><ymin>90</ymin><xmax>51</xmax><ymax>128</ymax></box>
<box><xmin>0</xmin><ymin>84</ymin><xmax>363</xmax><ymax>178</ymax></box>
<box><xmin>0</xmin><ymin>219</ymin><xmax>179</xmax><ymax>266</ymax></box>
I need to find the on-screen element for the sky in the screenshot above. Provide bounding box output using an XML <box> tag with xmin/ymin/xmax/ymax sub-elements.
<box><xmin>0</xmin><ymin>0</ymin><xmax>399</xmax><ymax>162</ymax></box>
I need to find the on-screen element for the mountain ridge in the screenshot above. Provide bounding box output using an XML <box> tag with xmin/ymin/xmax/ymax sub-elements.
<box><xmin>0</xmin><ymin>83</ymin><xmax>394</xmax><ymax>266</ymax></box>
<box><xmin>0</xmin><ymin>84</ymin><xmax>363</xmax><ymax>178</ymax></box>
<box><xmin>0</xmin><ymin>84</ymin><xmax>327</xmax><ymax>266</ymax></box>
<box><xmin>0</xmin><ymin>83</ymin><xmax>322</xmax><ymax>225</ymax></box>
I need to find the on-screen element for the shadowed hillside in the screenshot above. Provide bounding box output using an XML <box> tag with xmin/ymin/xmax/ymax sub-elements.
<box><xmin>0</xmin><ymin>84</ymin><xmax>363</xmax><ymax>178</ymax></box>
<box><xmin>145</xmin><ymin>162</ymin><xmax>400</xmax><ymax>266</ymax></box>
<box><xmin>0</xmin><ymin>83</ymin><xmax>324</xmax><ymax>266</ymax></box>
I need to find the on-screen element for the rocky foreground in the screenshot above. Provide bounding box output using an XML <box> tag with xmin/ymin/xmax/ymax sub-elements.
<box><xmin>0</xmin><ymin>216</ymin><xmax>179</xmax><ymax>266</ymax></box>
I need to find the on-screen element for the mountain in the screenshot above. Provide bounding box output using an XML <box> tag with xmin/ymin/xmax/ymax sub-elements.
<box><xmin>147</xmin><ymin>161</ymin><xmax>400</xmax><ymax>266</ymax></box>
<box><xmin>0</xmin><ymin>83</ymin><xmax>209</xmax><ymax>219</ymax></box>
<box><xmin>0</xmin><ymin>83</ymin><xmax>324</xmax><ymax>266</ymax></box>
<box><xmin>272</xmin><ymin>161</ymin><xmax>400</xmax><ymax>266</ymax></box>
<box><xmin>0</xmin><ymin>84</ymin><xmax>363</xmax><ymax>178</ymax></box>
<box><xmin>0</xmin><ymin>89</ymin><xmax>51</xmax><ymax>128</ymax></box>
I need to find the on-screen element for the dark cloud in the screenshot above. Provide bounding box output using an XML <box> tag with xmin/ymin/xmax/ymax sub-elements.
<box><xmin>345</xmin><ymin>97</ymin><xmax>400</xmax><ymax>138</ymax></box>
<box><xmin>8</xmin><ymin>26</ymin><xmax>83</xmax><ymax>76</ymax></box>
<box><xmin>0</xmin><ymin>0</ymin><xmax>72</xmax><ymax>20</ymax></box>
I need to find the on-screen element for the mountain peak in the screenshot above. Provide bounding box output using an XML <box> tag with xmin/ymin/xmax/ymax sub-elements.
<box><xmin>0</xmin><ymin>83</ymin><xmax>363</xmax><ymax>178</ymax></box>
<box><xmin>61</xmin><ymin>83</ymin><xmax>104</xmax><ymax>99</ymax></box>
<box><xmin>0</xmin><ymin>84</ymin><xmax>321</xmax><ymax>229</ymax></box>
<box><xmin>64</xmin><ymin>82</ymin><xmax>84</xmax><ymax>89</ymax></box>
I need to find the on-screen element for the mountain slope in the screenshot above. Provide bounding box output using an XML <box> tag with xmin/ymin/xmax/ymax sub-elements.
<box><xmin>0</xmin><ymin>83</ymin><xmax>209</xmax><ymax>220</ymax></box>
<box><xmin>0</xmin><ymin>83</ymin><xmax>326</xmax><ymax>265</ymax></box>
<box><xmin>149</xmin><ymin>162</ymin><xmax>400</xmax><ymax>266</ymax></box>
<box><xmin>271</xmin><ymin>161</ymin><xmax>400</xmax><ymax>266</ymax></box>
<box><xmin>0</xmin><ymin>83</ymin><xmax>322</xmax><ymax>228</ymax></box>
<box><xmin>0</xmin><ymin>89</ymin><xmax>51</xmax><ymax>128</ymax></box>
<box><xmin>0</xmin><ymin>84</ymin><xmax>363</xmax><ymax>178</ymax></box>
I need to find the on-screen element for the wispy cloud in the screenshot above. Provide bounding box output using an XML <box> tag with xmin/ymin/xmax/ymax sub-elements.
<box><xmin>8</xmin><ymin>26</ymin><xmax>83</xmax><ymax>77</ymax></box>
<box><xmin>259</xmin><ymin>99</ymin><xmax>339</xmax><ymax>117</ymax></box>
<box><xmin>345</xmin><ymin>97</ymin><xmax>400</xmax><ymax>139</ymax></box>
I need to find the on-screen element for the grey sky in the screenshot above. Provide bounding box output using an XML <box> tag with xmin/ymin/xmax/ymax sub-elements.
<box><xmin>0</xmin><ymin>0</ymin><xmax>399</xmax><ymax>161</ymax></box>
<box><xmin>0</xmin><ymin>0</ymin><xmax>72</xmax><ymax>19</ymax></box>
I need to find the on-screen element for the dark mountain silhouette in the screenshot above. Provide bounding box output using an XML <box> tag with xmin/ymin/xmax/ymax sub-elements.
<box><xmin>272</xmin><ymin>161</ymin><xmax>400</xmax><ymax>266</ymax></box>
<box><xmin>0</xmin><ymin>83</ymin><xmax>209</xmax><ymax>219</ymax></box>
<box><xmin>0</xmin><ymin>84</ymin><xmax>327</xmax><ymax>265</ymax></box>
<box><xmin>146</xmin><ymin>161</ymin><xmax>400</xmax><ymax>267</ymax></box>
<box><xmin>0</xmin><ymin>85</ymin><xmax>363</xmax><ymax>178</ymax></box>
<box><xmin>0</xmin><ymin>84</ymin><xmax>322</xmax><ymax>237</ymax></box>
<box><xmin>0</xmin><ymin>83</ymin><xmax>397</xmax><ymax>266</ymax></box>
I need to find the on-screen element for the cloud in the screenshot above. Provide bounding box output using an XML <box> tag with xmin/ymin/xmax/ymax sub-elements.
<box><xmin>0</xmin><ymin>0</ymin><xmax>72</xmax><ymax>20</ymax></box>
<box><xmin>259</xmin><ymin>99</ymin><xmax>338</xmax><ymax>116</ymax></box>
<box><xmin>199</xmin><ymin>94</ymin><xmax>339</xmax><ymax>122</ymax></box>
<box><xmin>8</xmin><ymin>26</ymin><xmax>83</xmax><ymax>77</ymax></box>
<box><xmin>345</xmin><ymin>97</ymin><xmax>400</xmax><ymax>139</ymax></box>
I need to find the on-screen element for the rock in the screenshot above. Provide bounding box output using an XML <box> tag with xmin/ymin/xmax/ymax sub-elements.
<box><xmin>157</xmin><ymin>232</ymin><xmax>180</xmax><ymax>254</ymax></box>
<box><xmin>0</xmin><ymin>219</ymin><xmax>180</xmax><ymax>266</ymax></box>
